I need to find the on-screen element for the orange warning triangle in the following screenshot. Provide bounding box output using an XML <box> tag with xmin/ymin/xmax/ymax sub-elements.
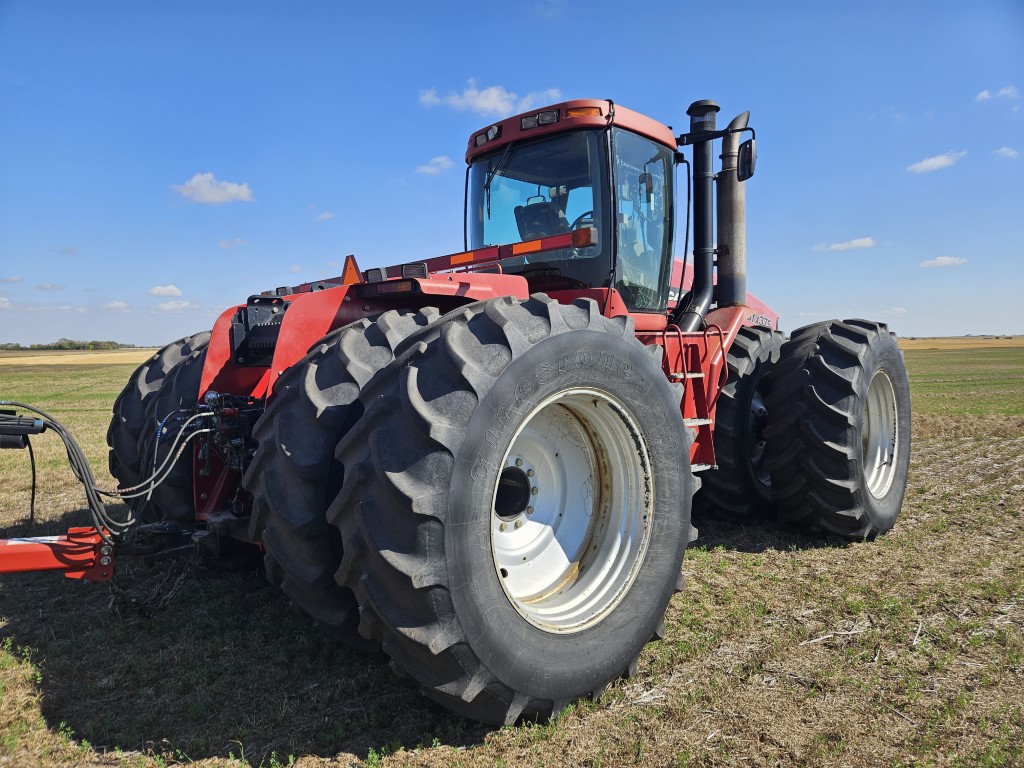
<box><xmin>341</xmin><ymin>254</ymin><xmax>362</xmax><ymax>285</ymax></box>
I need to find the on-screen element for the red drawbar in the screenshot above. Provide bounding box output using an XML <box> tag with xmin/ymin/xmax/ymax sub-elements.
<box><xmin>0</xmin><ymin>527</ymin><xmax>113</xmax><ymax>582</ymax></box>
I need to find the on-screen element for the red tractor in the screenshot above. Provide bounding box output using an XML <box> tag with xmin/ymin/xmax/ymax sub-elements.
<box><xmin>1</xmin><ymin>98</ymin><xmax>911</xmax><ymax>725</ymax></box>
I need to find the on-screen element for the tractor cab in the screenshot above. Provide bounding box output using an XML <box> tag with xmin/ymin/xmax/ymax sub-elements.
<box><xmin>465</xmin><ymin>100</ymin><xmax>677</xmax><ymax>313</ymax></box>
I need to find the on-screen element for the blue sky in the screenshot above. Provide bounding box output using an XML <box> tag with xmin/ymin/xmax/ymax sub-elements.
<box><xmin>0</xmin><ymin>1</ymin><xmax>1021</xmax><ymax>345</ymax></box>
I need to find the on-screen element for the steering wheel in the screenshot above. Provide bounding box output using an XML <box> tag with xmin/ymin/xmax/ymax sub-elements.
<box><xmin>568</xmin><ymin>211</ymin><xmax>594</xmax><ymax>230</ymax></box>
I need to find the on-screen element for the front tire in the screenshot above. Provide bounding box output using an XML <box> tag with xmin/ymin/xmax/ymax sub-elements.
<box><xmin>763</xmin><ymin>319</ymin><xmax>911</xmax><ymax>538</ymax></box>
<box><xmin>330</xmin><ymin>296</ymin><xmax>695</xmax><ymax>725</ymax></box>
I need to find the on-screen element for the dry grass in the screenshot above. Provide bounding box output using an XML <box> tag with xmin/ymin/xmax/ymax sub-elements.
<box><xmin>899</xmin><ymin>336</ymin><xmax>1024</xmax><ymax>351</ymax></box>
<box><xmin>0</xmin><ymin>347</ymin><xmax>1022</xmax><ymax>767</ymax></box>
<box><xmin>0</xmin><ymin>349</ymin><xmax>157</xmax><ymax>366</ymax></box>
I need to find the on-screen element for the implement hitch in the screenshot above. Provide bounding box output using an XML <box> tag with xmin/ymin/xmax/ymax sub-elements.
<box><xmin>0</xmin><ymin>404</ymin><xmax>212</xmax><ymax>583</ymax></box>
<box><xmin>0</xmin><ymin>527</ymin><xmax>114</xmax><ymax>582</ymax></box>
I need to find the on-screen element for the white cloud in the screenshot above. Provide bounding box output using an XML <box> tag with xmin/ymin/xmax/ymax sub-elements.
<box><xmin>37</xmin><ymin>283</ymin><xmax>63</xmax><ymax>291</ymax></box>
<box><xmin>994</xmin><ymin>147</ymin><xmax>1020</xmax><ymax>159</ymax></box>
<box><xmin>149</xmin><ymin>284</ymin><xmax>183</xmax><ymax>297</ymax></box>
<box><xmin>907</xmin><ymin>150</ymin><xmax>966</xmax><ymax>173</ymax></box>
<box><xmin>919</xmin><ymin>256</ymin><xmax>967</xmax><ymax>268</ymax></box>
<box><xmin>172</xmin><ymin>172</ymin><xmax>254</xmax><ymax>204</ymax></box>
<box><xmin>976</xmin><ymin>85</ymin><xmax>1019</xmax><ymax>102</ymax></box>
<box><xmin>420</xmin><ymin>80</ymin><xmax>561</xmax><ymax>117</ymax></box>
<box><xmin>218</xmin><ymin>237</ymin><xmax>246</xmax><ymax>249</ymax></box>
<box><xmin>0</xmin><ymin>297</ymin><xmax>10</xmax><ymax>309</ymax></box>
<box><xmin>417</xmin><ymin>156</ymin><xmax>454</xmax><ymax>175</ymax></box>
<box><xmin>0</xmin><ymin>276</ymin><xmax>22</xmax><ymax>284</ymax></box>
<box><xmin>882</xmin><ymin>307</ymin><xmax>908</xmax><ymax>315</ymax></box>
<box><xmin>156</xmin><ymin>300</ymin><xmax>199</xmax><ymax>312</ymax></box>
<box><xmin>813</xmin><ymin>237</ymin><xmax>876</xmax><ymax>252</ymax></box>
<box><xmin>288</xmin><ymin>265</ymin><xmax>303</xmax><ymax>274</ymax></box>
<box><xmin>315</xmin><ymin>211</ymin><xmax>336</xmax><ymax>222</ymax></box>
<box><xmin>103</xmin><ymin>300</ymin><xmax>131</xmax><ymax>312</ymax></box>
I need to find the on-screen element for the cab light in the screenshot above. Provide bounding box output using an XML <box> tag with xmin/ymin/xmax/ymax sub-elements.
<box><xmin>565</xmin><ymin>106</ymin><xmax>602</xmax><ymax>118</ymax></box>
<box><xmin>401</xmin><ymin>262</ymin><xmax>428</xmax><ymax>279</ymax></box>
<box><xmin>521</xmin><ymin>110</ymin><xmax>559</xmax><ymax>130</ymax></box>
<box><xmin>475</xmin><ymin>124</ymin><xmax>501</xmax><ymax>146</ymax></box>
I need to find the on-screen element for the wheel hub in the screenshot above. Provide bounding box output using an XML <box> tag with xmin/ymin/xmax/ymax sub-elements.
<box><xmin>862</xmin><ymin>369</ymin><xmax>899</xmax><ymax>498</ymax></box>
<box><xmin>490</xmin><ymin>388</ymin><xmax>653</xmax><ymax>633</ymax></box>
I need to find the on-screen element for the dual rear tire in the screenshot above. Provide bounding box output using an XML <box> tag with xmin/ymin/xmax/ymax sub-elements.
<box><xmin>763</xmin><ymin>319</ymin><xmax>911</xmax><ymax>538</ymax></box>
<box><xmin>695</xmin><ymin>319</ymin><xmax>910</xmax><ymax>539</ymax></box>
<box><xmin>107</xmin><ymin>332</ymin><xmax>210</xmax><ymax>523</ymax></box>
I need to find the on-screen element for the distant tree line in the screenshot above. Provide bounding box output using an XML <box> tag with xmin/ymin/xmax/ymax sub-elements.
<box><xmin>0</xmin><ymin>338</ymin><xmax>138</xmax><ymax>350</ymax></box>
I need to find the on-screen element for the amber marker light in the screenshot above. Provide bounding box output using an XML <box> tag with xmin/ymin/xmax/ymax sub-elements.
<box><xmin>565</xmin><ymin>107</ymin><xmax>602</xmax><ymax>118</ymax></box>
<box><xmin>375</xmin><ymin>280</ymin><xmax>418</xmax><ymax>294</ymax></box>
<box><xmin>571</xmin><ymin>228</ymin><xmax>595</xmax><ymax>247</ymax></box>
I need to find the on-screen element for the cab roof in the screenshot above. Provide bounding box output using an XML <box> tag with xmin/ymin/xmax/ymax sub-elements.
<box><xmin>464</xmin><ymin>99</ymin><xmax>677</xmax><ymax>164</ymax></box>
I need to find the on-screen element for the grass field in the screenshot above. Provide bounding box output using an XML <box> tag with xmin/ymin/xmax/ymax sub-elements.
<box><xmin>1</xmin><ymin>339</ymin><xmax>1022</xmax><ymax>767</ymax></box>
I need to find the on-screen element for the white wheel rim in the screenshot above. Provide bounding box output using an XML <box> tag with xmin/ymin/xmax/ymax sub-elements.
<box><xmin>490</xmin><ymin>388</ymin><xmax>654</xmax><ymax>633</ymax></box>
<box><xmin>862</xmin><ymin>369</ymin><xmax>898</xmax><ymax>498</ymax></box>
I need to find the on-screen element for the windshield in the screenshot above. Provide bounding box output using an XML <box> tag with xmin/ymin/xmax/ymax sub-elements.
<box><xmin>468</xmin><ymin>130</ymin><xmax>611</xmax><ymax>292</ymax></box>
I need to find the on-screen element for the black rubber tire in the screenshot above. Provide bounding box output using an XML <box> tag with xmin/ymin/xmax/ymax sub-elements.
<box><xmin>134</xmin><ymin>342</ymin><xmax>210</xmax><ymax>524</ymax></box>
<box><xmin>763</xmin><ymin>319</ymin><xmax>911</xmax><ymax>539</ymax></box>
<box><xmin>694</xmin><ymin>325</ymin><xmax>783</xmax><ymax>520</ymax></box>
<box><xmin>240</xmin><ymin>309</ymin><xmax>441</xmax><ymax>649</ymax></box>
<box><xmin>107</xmin><ymin>332</ymin><xmax>211</xmax><ymax>489</ymax></box>
<box><xmin>329</xmin><ymin>295</ymin><xmax>696</xmax><ymax>725</ymax></box>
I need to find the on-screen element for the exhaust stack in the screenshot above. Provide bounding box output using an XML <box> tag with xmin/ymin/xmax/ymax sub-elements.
<box><xmin>717</xmin><ymin>111</ymin><xmax>750</xmax><ymax>308</ymax></box>
<box><xmin>678</xmin><ymin>99</ymin><xmax>719</xmax><ymax>332</ymax></box>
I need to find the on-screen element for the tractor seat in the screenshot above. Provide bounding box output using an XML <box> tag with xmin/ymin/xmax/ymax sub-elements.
<box><xmin>514</xmin><ymin>202</ymin><xmax>569</xmax><ymax>241</ymax></box>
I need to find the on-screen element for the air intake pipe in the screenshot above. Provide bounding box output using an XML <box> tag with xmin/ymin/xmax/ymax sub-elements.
<box><xmin>717</xmin><ymin>111</ymin><xmax>749</xmax><ymax>307</ymax></box>
<box><xmin>677</xmin><ymin>99</ymin><xmax>719</xmax><ymax>332</ymax></box>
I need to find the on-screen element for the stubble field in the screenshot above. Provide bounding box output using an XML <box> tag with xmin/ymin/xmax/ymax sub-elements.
<box><xmin>0</xmin><ymin>337</ymin><xmax>1022</xmax><ymax>767</ymax></box>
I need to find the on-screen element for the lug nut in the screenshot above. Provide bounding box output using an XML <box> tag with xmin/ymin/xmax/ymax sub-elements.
<box><xmin>515</xmin><ymin>458</ymin><xmax>523</xmax><ymax>467</ymax></box>
<box><xmin>526</xmin><ymin>468</ymin><xmax>534</xmax><ymax>477</ymax></box>
<box><xmin>514</xmin><ymin>519</ymin><xmax>523</xmax><ymax>529</ymax></box>
<box><xmin>499</xmin><ymin>522</ymin><xmax>507</xmax><ymax>532</ymax></box>
<box><xmin>527</xmin><ymin>506</ymin><xmax>534</xmax><ymax>515</ymax></box>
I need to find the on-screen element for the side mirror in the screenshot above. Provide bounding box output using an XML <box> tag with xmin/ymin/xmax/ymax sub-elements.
<box><xmin>737</xmin><ymin>138</ymin><xmax>756</xmax><ymax>182</ymax></box>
